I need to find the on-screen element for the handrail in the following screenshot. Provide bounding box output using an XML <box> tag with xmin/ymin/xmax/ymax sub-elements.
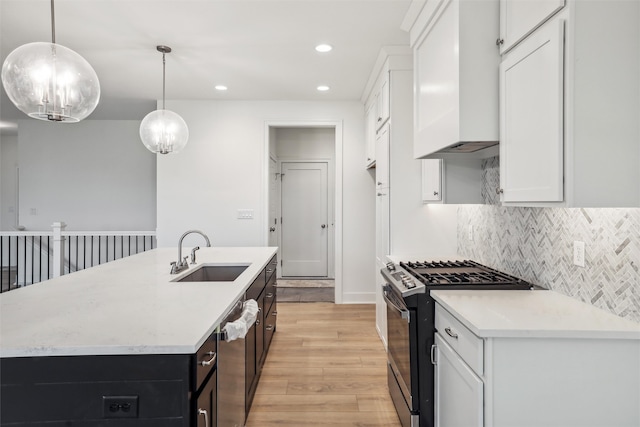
<box><xmin>1</xmin><ymin>226</ymin><xmax>157</xmax><ymax>293</ymax></box>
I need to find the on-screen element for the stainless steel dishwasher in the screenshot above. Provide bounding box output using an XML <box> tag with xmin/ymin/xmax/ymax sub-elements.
<box><xmin>217</xmin><ymin>297</ymin><xmax>246</xmax><ymax>427</ymax></box>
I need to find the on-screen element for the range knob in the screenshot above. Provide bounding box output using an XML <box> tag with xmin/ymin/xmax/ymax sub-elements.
<box><xmin>386</xmin><ymin>262</ymin><xmax>396</xmax><ymax>271</ymax></box>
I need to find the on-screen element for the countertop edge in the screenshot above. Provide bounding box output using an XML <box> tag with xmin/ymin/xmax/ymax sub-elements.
<box><xmin>431</xmin><ymin>289</ymin><xmax>640</xmax><ymax>340</ymax></box>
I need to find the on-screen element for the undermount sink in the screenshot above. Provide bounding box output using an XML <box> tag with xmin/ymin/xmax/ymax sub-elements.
<box><xmin>175</xmin><ymin>264</ymin><xmax>249</xmax><ymax>282</ymax></box>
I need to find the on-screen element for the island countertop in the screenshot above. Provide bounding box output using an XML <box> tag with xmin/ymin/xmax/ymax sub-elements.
<box><xmin>0</xmin><ymin>247</ymin><xmax>277</xmax><ymax>358</ymax></box>
<box><xmin>431</xmin><ymin>289</ymin><xmax>640</xmax><ymax>340</ymax></box>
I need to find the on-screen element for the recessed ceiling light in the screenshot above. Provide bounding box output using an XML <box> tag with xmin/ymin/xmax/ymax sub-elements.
<box><xmin>315</xmin><ymin>44</ymin><xmax>333</xmax><ymax>53</ymax></box>
<box><xmin>317</xmin><ymin>85</ymin><xmax>330</xmax><ymax>92</ymax></box>
<box><xmin>215</xmin><ymin>85</ymin><xmax>228</xmax><ymax>91</ymax></box>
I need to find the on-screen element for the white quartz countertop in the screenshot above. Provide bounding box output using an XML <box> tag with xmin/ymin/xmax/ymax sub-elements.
<box><xmin>0</xmin><ymin>247</ymin><xmax>277</xmax><ymax>358</ymax></box>
<box><xmin>431</xmin><ymin>289</ymin><xmax>640</xmax><ymax>340</ymax></box>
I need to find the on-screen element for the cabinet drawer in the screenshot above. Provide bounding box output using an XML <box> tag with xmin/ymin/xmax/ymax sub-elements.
<box><xmin>264</xmin><ymin>302</ymin><xmax>277</xmax><ymax>352</ymax></box>
<box><xmin>265</xmin><ymin>255</ymin><xmax>277</xmax><ymax>282</ymax></box>
<box><xmin>264</xmin><ymin>274</ymin><xmax>276</xmax><ymax>312</ymax></box>
<box><xmin>194</xmin><ymin>332</ymin><xmax>217</xmax><ymax>392</ymax></box>
<box><xmin>435</xmin><ymin>304</ymin><xmax>483</xmax><ymax>376</ymax></box>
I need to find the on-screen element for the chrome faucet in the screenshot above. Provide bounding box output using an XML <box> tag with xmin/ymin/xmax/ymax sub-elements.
<box><xmin>170</xmin><ymin>230</ymin><xmax>211</xmax><ymax>274</ymax></box>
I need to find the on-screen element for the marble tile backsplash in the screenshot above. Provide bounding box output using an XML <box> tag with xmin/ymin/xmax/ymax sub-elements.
<box><xmin>458</xmin><ymin>158</ymin><xmax>640</xmax><ymax>323</ymax></box>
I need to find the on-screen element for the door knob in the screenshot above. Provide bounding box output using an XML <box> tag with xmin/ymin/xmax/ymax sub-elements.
<box><xmin>321</xmin><ymin>224</ymin><xmax>326</xmax><ymax>229</ymax></box>
<box><xmin>269</xmin><ymin>227</ymin><xmax>275</xmax><ymax>232</ymax></box>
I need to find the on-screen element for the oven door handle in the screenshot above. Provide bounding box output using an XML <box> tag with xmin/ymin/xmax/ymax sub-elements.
<box><xmin>383</xmin><ymin>287</ymin><xmax>410</xmax><ymax>323</ymax></box>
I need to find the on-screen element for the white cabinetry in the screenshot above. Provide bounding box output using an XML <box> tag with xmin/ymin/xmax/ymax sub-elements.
<box><xmin>499</xmin><ymin>20</ymin><xmax>564</xmax><ymax>202</ymax></box>
<box><xmin>432</xmin><ymin>298</ymin><xmax>640</xmax><ymax>427</ymax></box>
<box><xmin>375</xmin><ymin>124</ymin><xmax>390</xmax><ymax>192</ymax></box>
<box><xmin>498</xmin><ymin>0</ymin><xmax>565</xmax><ymax>53</ymax></box>
<box><xmin>499</xmin><ymin>0</ymin><xmax>640</xmax><ymax>206</ymax></box>
<box><xmin>411</xmin><ymin>0</ymin><xmax>500</xmax><ymax>159</ymax></box>
<box><xmin>365</xmin><ymin>102</ymin><xmax>377</xmax><ymax>168</ymax></box>
<box><xmin>434</xmin><ymin>334</ymin><xmax>483</xmax><ymax>427</ymax></box>
<box><xmin>421</xmin><ymin>160</ymin><xmax>442</xmax><ymax>202</ymax></box>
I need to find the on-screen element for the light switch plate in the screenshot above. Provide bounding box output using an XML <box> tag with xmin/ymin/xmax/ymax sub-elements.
<box><xmin>237</xmin><ymin>209</ymin><xmax>254</xmax><ymax>219</ymax></box>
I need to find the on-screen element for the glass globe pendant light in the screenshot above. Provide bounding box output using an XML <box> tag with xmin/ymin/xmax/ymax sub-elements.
<box><xmin>1</xmin><ymin>0</ymin><xmax>100</xmax><ymax>122</ymax></box>
<box><xmin>139</xmin><ymin>46</ymin><xmax>188</xmax><ymax>154</ymax></box>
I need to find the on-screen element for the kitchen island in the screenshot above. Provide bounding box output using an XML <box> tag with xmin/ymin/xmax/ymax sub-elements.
<box><xmin>431</xmin><ymin>289</ymin><xmax>640</xmax><ymax>427</ymax></box>
<box><xmin>0</xmin><ymin>246</ymin><xmax>277</xmax><ymax>426</ymax></box>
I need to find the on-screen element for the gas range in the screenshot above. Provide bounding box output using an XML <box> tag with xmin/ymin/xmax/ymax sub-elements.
<box><xmin>382</xmin><ymin>259</ymin><xmax>533</xmax><ymax>298</ymax></box>
<box><xmin>381</xmin><ymin>259</ymin><xmax>533</xmax><ymax>427</ymax></box>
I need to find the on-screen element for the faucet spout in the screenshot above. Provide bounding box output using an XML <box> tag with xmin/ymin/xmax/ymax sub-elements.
<box><xmin>171</xmin><ymin>230</ymin><xmax>212</xmax><ymax>274</ymax></box>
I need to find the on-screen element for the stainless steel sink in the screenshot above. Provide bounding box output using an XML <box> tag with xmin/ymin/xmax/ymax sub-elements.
<box><xmin>176</xmin><ymin>264</ymin><xmax>249</xmax><ymax>282</ymax></box>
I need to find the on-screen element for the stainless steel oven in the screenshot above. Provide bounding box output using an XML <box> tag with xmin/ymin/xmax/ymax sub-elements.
<box><xmin>383</xmin><ymin>284</ymin><xmax>419</xmax><ymax>427</ymax></box>
<box><xmin>382</xmin><ymin>260</ymin><xmax>534</xmax><ymax>427</ymax></box>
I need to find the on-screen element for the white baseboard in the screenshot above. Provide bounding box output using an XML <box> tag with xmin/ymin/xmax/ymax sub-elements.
<box><xmin>339</xmin><ymin>292</ymin><xmax>376</xmax><ymax>304</ymax></box>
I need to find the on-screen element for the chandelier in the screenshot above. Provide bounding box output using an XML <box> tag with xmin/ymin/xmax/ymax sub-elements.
<box><xmin>1</xmin><ymin>0</ymin><xmax>100</xmax><ymax>122</ymax></box>
<box><xmin>139</xmin><ymin>46</ymin><xmax>189</xmax><ymax>154</ymax></box>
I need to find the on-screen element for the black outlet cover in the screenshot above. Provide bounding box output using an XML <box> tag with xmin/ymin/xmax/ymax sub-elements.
<box><xmin>102</xmin><ymin>396</ymin><xmax>139</xmax><ymax>418</ymax></box>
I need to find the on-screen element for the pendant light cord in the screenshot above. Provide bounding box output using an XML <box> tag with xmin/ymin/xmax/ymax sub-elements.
<box><xmin>162</xmin><ymin>52</ymin><xmax>166</xmax><ymax>110</ymax></box>
<box><xmin>50</xmin><ymin>0</ymin><xmax>56</xmax><ymax>44</ymax></box>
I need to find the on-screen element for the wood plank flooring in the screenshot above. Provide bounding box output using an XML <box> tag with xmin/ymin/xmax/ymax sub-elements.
<box><xmin>245</xmin><ymin>303</ymin><xmax>401</xmax><ymax>427</ymax></box>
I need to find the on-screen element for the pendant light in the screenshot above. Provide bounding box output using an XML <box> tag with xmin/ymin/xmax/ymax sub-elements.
<box><xmin>1</xmin><ymin>0</ymin><xmax>100</xmax><ymax>122</ymax></box>
<box><xmin>139</xmin><ymin>46</ymin><xmax>188</xmax><ymax>155</ymax></box>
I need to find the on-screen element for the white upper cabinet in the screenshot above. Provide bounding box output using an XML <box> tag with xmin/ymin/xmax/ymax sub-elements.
<box><xmin>410</xmin><ymin>0</ymin><xmax>500</xmax><ymax>159</ymax></box>
<box><xmin>421</xmin><ymin>159</ymin><xmax>442</xmax><ymax>202</ymax></box>
<box><xmin>500</xmin><ymin>19</ymin><xmax>564</xmax><ymax>202</ymax></box>
<box><xmin>365</xmin><ymin>101</ymin><xmax>377</xmax><ymax>168</ymax></box>
<box><xmin>498</xmin><ymin>0</ymin><xmax>565</xmax><ymax>54</ymax></box>
<box><xmin>498</xmin><ymin>0</ymin><xmax>640</xmax><ymax>207</ymax></box>
<box><xmin>376</xmin><ymin>73</ymin><xmax>390</xmax><ymax>131</ymax></box>
<box><xmin>376</xmin><ymin>123</ymin><xmax>390</xmax><ymax>190</ymax></box>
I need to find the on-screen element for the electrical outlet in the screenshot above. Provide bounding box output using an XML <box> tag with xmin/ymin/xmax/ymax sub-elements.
<box><xmin>102</xmin><ymin>396</ymin><xmax>139</xmax><ymax>418</ymax></box>
<box><xmin>468</xmin><ymin>225</ymin><xmax>474</xmax><ymax>241</ymax></box>
<box><xmin>573</xmin><ymin>241</ymin><xmax>585</xmax><ymax>268</ymax></box>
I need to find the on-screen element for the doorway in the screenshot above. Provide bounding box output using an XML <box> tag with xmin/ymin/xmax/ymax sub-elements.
<box><xmin>264</xmin><ymin>123</ymin><xmax>340</xmax><ymax>302</ymax></box>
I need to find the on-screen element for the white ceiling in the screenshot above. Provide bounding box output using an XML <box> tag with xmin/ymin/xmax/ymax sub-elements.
<box><xmin>0</xmin><ymin>0</ymin><xmax>412</xmax><ymax>121</ymax></box>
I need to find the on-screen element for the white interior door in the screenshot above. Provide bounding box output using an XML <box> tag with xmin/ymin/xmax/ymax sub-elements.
<box><xmin>280</xmin><ymin>162</ymin><xmax>328</xmax><ymax>277</ymax></box>
<box><xmin>268</xmin><ymin>157</ymin><xmax>278</xmax><ymax>248</ymax></box>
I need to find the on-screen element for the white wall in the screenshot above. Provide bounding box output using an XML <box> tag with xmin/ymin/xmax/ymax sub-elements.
<box><xmin>0</xmin><ymin>133</ymin><xmax>18</xmax><ymax>230</ymax></box>
<box><xmin>275</xmin><ymin>127</ymin><xmax>335</xmax><ymax>159</ymax></box>
<box><xmin>15</xmin><ymin>120</ymin><xmax>156</xmax><ymax>231</ymax></box>
<box><xmin>156</xmin><ymin>100</ymin><xmax>376</xmax><ymax>303</ymax></box>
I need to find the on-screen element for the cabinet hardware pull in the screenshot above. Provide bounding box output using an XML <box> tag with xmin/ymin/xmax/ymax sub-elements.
<box><xmin>266</xmin><ymin>293</ymin><xmax>274</xmax><ymax>298</ymax></box>
<box><xmin>431</xmin><ymin>344</ymin><xmax>437</xmax><ymax>365</ymax></box>
<box><xmin>433</xmin><ymin>191</ymin><xmax>439</xmax><ymax>196</ymax></box>
<box><xmin>377</xmin><ymin>192</ymin><xmax>385</xmax><ymax>196</ymax></box>
<box><xmin>199</xmin><ymin>351</ymin><xmax>217</xmax><ymax>367</ymax></box>
<box><xmin>272</xmin><ymin>311</ymin><xmax>277</xmax><ymax>316</ymax></box>
<box><xmin>496</xmin><ymin>38</ymin><xmax>504</xmax><ymax>46</ymax></box>
<box><xmin>367</xmin><ymin>157</ymin><xmax>371</xmax><ymax>161</ymax></box>
<box><xmin>377</xmin><ymin>117</ymin><xmax>382</xmax><ymax>122</ymax></box>
<box><xmin>266</xmin><ymin>268</ymin><xmax>273</xmax><ymax>273</ymax></box>
<box><xmin>198</xmin><ymin>408</ymin><xmax>208</xmax><ymax>426</ymax></box>
<box><xmin>266</xmin><ymin>325</ymin><xmax>274</xmax><ymax>331</ymax></box>
<box><xmin>496</xmin><ymin>188</ymin><xmax>504</xmax><ymax>194</ymax></box>
<box><xmin>444</xmin><ymin>327</ymin><xmax>458</xmax><ymax>339</ymax></box>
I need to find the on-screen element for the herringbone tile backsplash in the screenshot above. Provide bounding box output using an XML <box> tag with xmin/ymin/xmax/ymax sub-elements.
<box><xmin>458</xmin><ymin>157</ymin><xmax>640</xmax><ymax>323</ymax></box>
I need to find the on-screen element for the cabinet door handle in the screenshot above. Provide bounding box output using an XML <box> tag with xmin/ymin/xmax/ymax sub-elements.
<box><xmin>444</xmin><ymin>327</ymin><xmax>458</xmax><ymax>339</ymax></box>
<box><xmin>198</xmin><ymin>408</ymin><xmax>208</xmax><ymax>427</ymax></box>
<box><xmin>266</xmin><ymin>293</ymin><xmax>274</xmax><ymax>298</ymax></box>
<box><xmin>272</xmin><ymin>311</ymin><xmax>277</xmax><ymax>316</ymax></box>
<box><xmin>433</xmin><ymin>191</ymin><xmax>439</xmax><ymax>196</ymax></box>
<box><xmin>496</xmin><ymin>38</ymin><xmax>504</xmax><ymax>46</ymax></box>
<box><xmin>431</xmin><ymin>344</ymin><xmax>437</xmax><ymax>365</ymax></box>
<box><xmin>265</xmin><ymin>325</ymin><xmax>274</xmax><ymax>331</ymax></box>
<box><xmin>496</xmin><ymin>187</ymin><xmax>504</xmax><ymax>195</ymax></box>
<box><xmin>266</xmin><ymin>268</ymin><xmax>274</xmax><ymax>274</ymax></box>
<box><xmin>199</xmin><ymin>351</ymin><xmax>217</xmax><ymax>367</ymax></box>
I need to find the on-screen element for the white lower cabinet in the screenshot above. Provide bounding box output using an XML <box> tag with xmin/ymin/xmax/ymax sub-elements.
<box><xmin>434</xmin><ymin>333</ymin><xmax>483</xmax><ymax>427</ymax></box>
<box><xmin>434</xmin><ymin>302</ymin><xmax>640</xmax><ymax>427</ymax></box>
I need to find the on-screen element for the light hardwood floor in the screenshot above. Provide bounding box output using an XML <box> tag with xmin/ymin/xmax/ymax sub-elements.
<box><xmin>245</xmin><ymin>302</ymin><xmax>401</xmax><ymax>427</ymax></box>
